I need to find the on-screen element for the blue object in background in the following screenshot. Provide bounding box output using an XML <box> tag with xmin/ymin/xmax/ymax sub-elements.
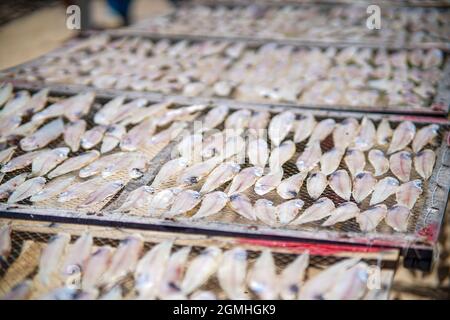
<box><xmin>107</xmin><ymin>0</ymin><xmax>132</xmax><ymax>25</ymax></box>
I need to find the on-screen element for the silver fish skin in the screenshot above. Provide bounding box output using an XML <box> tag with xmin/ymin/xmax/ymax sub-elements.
<box><xmin>178</xmin><ymin>156</ymin><xmax>223</xmax><ymax>187</ymax></box>
<box><xmin>30</xmin><ymin>176</ymin><xmax>75</xmax><ymax>202</ymax></box>
<box><xmin>156</xmin><ymin>104</ymin><xmax>205</xmax><ymax>127</ymax></box>
<box><xmin>48</xmin><ymin>150</ymin><xmax>100</xmax><ymax>179</ymax></box>
<box><xmin>247</xmin><ymin>138</ymin><xmax>269</xmax><ymax>169</ymax></box>
<box><xmin>322</xmin><ymin>202</ymin><xmax>360</xmax><ymax>226</ymax></box>
<box><xmin>225</xmin><ymin>109</ymin><xmax>251</xmax><ymax>131</ymax></box>
<box><xmin>192</xmin><ymin>191</ymin><xmax>228</xmax><ymax>219</ymax></box>
<box><xmin>389</xmin><ymin>151</ymin><xmax>412</xmax><ymax>183</ymax></box>
<box><xmin>218</xmin><ymin>248</ymin><xmax>249</xmax><ymax>300</ymax></box>
<box><xmin>57</xmin><ymin>177</ymin><xmax>103</xmax><ymax>203</ymax></box>
<box><xmin>148</xmin><ymin>188</ymin><xmax>183</xmax><ymax>217</ymax></box>
<box><xmin>0</xmin><ymin>83</ymin><xmax>13</xmax><ymax>107</ymax></box>
<box><xmin>144</xmin><ymin>121</ymin><xmax>187</xmax><ymax>148</ymax></box>
<box><xmin>269</xmin><ymin>140</ymin><xmax>295</xmax><ymax>172</ymax></box>
<box><xmin>254</xmin><ymin>169</ymin><xmax>283</xmax><ymax>196</ymax></box>
<box><xmin>100</xmin><ymin>124</ymin><xmax>126</xmax><ymax>153</ymax></box>
<box><xmin>248</xmin><ymin>111</ymin><xmax>271</xmax><ymax>138</ymax></box>
<box><xmin>388</xmin><ymin>121</ymin><xmax>416</xmax><ymax>154</ymax></box>
<box><xmin>20</xmin><ymin>118</ymin><xmax>64</xmax><ymax>151</ymax></box>
<box><xmin>0</xmin><ymin>173</ymin><xmax>27</xmax><ymax>199</ymax></box>
<box><xmin>299</xmin><ymin>258</ymin><xmax>360</xmax><ymax>300</ymax></box>
<box><xmin>0</xmin><ymin>223</ymin><xmax>12</xmax><ymax>262</ymax></box>
<box><xmin>344</xmin><ymin>148</ymin><xmax>366</xmax><ymax>178</ymax></box>
<box><xmin>200</xmin><ymin>161</ymin><xmax>240</xmax><ymax>194</ymax></box>
<box><xmin>25</xmin><ymin>88</ymin><xmax>49</xmax><ymax>115</ymax></box>
<box><xmin>120</xmin><ymin>119</ymin><xmax>155</xmax><ymax>152</ymax></box>
<box><xmin>165</xmin><ymin>190</ymin><xmax>202</xmax><ymax>218</ymax></box>
<box><xmin>181</xmin><ymin>246</ymin><xmax>222</xmax><ymax>295</ymax></box>
<box><xmin>276</xmin><ymin>172</ymin><xmax>307</xmax><ymax>199</ymax></box>
<box><xmin>64</xmin><ymin>120</ymin><xmax>86</xmax><ymax>152</ymax></box>
<box><xmin>352</xmin><ymin>171</ymin><xmax>377</xmax><ymax>203</ymax></box>
<box><xmin>320</xmin><ymin>147</ymin><xmax>344</xmax><ymax>176</ymax></box>
<box><xmin>0</xmin><ymin>90</ymin><xmax>30</xmax><ymax>117</ymax></box>
<box><xmin>229</xmin><ymin>193</ymin><xmax>256</xmax><ymax>221</ymax></box>
<box><xmin>61</xmin><ymin>232</ymin><xmax>93</xmax><ymax>278</ymax></box>
<box><xmin>31</xmin><ymin>147</ymin><xmax>70</xmax><ymax>177</ymax></box>
<box><xmin>277</xmin><ymin>199</ymin><xmax>304</xmax><ymax>225</ymax></box>
<box><xmin>202</xmin><ymin>105</ymin><xmax>229</xmax><ymax>131</ymax></box>
<box><xmin>109</xmin><ymin>98</ymin><xmax>147</xmax><ymax>124</ymax></box>
<box><xmin>306</xmin><ymin>171</ymin><xmax>328</xmax><ymax>199</ymax></box>
<box><xmin>102</xmin><ymin>152</ymin><xmax>148</xmax><ymax>179</ymax></box>
<box><xmin>81</xmin><ymin>125</ymin><xmax>107</xmax><ymax>150</ymax></box>
<box><xmin>0</xmin><ymin>146</ymin><xmax>16</xmax><ymax>165</ymax></box>
<box><xmin>396</xmin><ymin>180</ymin><xmax>423</xmax><ymax>209</ymax></box>
<box><xmin>64</xmin><ymin>92</ymin><xmax>95</xmax><ymax>122</ymax></box>
<box><xmin>247</xmin><ymin>250</ymin><xmax>278</xmax><ymax>300</ymax></box>
<box><xmin>102</xmin><ymin>234</ymin><xmax>144</xmax><ymax>286</ymax></box>
<box><xmin>368</xmin><ymin>149</ymin><xmax>389</xmax><ymax>176</ymax></box>
<box><xmin>414</xmin><ymin>149</ymin><xmax>436</xmax><ymax>180</ymax></box>
<box><xmin>78</xmin><ymin>180</ymin><xmax>124</xmax><ymax>208</ymax></box>
<box><xmin>7</xmin><ymin>118</ymin><xmax>45</xmax><ymax>139</ymax></box>
<box><xmin>117</xmin><ymin>186</ymin><xmax>155</xmax><ymax>212</ymax></box>
<box><xmin>324</xmin><ymin>262</ymin><xmax>369</xmax><ymax>300</ymax></box>
<box><xmin>376</xmin><ymin>118</ymin><xmax>393</xmax><ymax>146</ymax></box>
<box><xmin>268</xmin><ymin>111</ymin><xmax>295</xmax><ymax>146</ymax></box>
<box><xmin>176</xmin><ymin>134</ymin><xmax>203</xmax><ymax>164</ymax></box>
<box><xmin>151</xmin><ymin>157</ymin><xmax>190</xmax><ymax>188</ymax></box>
<box><xmin>1</xmin><ymin>149</ymin><xmax>48</xmax><ymax>173</ymax></box>
<box><xmin>328</xmin><ymin>169</ymin><xmax>352</xmax><ymax>200</ymax></box>
<box><xmin>0</xmin><ymin>115</ymin><xmax>21</xmax><ymax>140</ymax></box>
<box><xmin>370</xmin><ymin>177</ymin><xmax>400</xmax><ymax>205</ymax></box>
<box><xmin>294</xmin><ymin>113</ymin><xmax>316</xmax><ymax>143</ymax></box>
<box><xmin>228</xmin><ymin>166</ymin><xmax>263</xmax><ymax>195</ymax></box>
<box><xmin>119</xmin><ymin>101</ymin><xmax>171</xmax><ymax>126</ymax></box>
<box><xmin>82</xmin><ymin>246</ymin><xmax>113</xmax><ymax>291</ymax></box>
<box><xmin>254</xmin><ymin>199</ymin><xmax>278</xmax><ymax>226</ymax></box>
<box><xmin>7</xmin><ymin>177</ymin><xmax>46</xmax><ymax>204</ymax></box>
<box><xmin>332</xmin><ymin>118</ymin><xmax>359</xmax><ymax>150</ymax></box>
<box><xmin>356</xmin><ymin>204</ymin><xmax>387</xmax><ymax>232</ymax></box>
<box><xmin>79</xmin><ymin>152</ymin><xmax>126</xmax><ymax>178</ymax></box>
<box><xmin>353</xmin><ymin>117</ymin><xmax>375</xmax><ymax>151</ymax></box>
<box><xmin>296</xmin><ymin>142</ymin><xmax>322</xmax><ymax>173</ymax></box>
<box><xmin>279</xmin><ymin>251</ymin><xmax>309</xmax><ymax>300</ymax></box>
<box><xmin>135</xmin><ymin>241</ymin><xmax>173</xmax><ymax>299</ymax></box>
<box><xmin>291</xmin><ymin>197</ymin><xmax>335</xmax><ymax>225</ymax></box>
<box><xmin>308</xmin><ymin>118</ymin><xmax>335</xmax><ymax>144</ymax></box>
<box><xmin>37</xmin><ymin>233</ymin><xmax>71</xmax><ymax>286</ymax></box>
<box><xmin>412</xmin><ymin>124</ymin><xmax>439</xmax><ymax>153</ymax></box>
<box><xmin>386</xmin><ymin>205</ymin><xmax>410</xmax><ymax>232</ymax></box>
<box><xmin>158</xmin><ymin>247</ymin><xmax>191</xmax><ymax>299</ymax></box>
<box><xmin>94</xmin><ymin>96</ymin><xmax>126</xmax><ymax>125</ymax></box>
<box><xmin>1</xmin><ymin>280</ymin><xmax>32</xmax><ymax>300</ymax></box>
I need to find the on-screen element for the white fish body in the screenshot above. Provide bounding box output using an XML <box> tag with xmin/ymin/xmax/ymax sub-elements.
<box><xmin>308</xmin><ymin>119</ymin><xmax>335</xmax><ymax>143</ymax></box>
<box><xmin>1</xmin><ymin>149</ymin><xmax>48</xmax><ymax>173</ymax></box>
<box><xmin>412</xmin><ymin>124</ymin><xmax>439</xmax><ymax>153</ymax></box>
<box><xmin>277</xmin><ymin>199</ymin><xmax>304</xmax><ymax>224</ymax></box>
<box><xmin>254</xmin><ymin>169</ymin><xmax>283</xmax><ymax>195</ymax></box>
<box><xmin>26</xmin><ymin>88</ymin><xmax>49</xmax><ymax>115</ymax></box>
<box><xmin>356</xmin><ymin>204</ymin><xmax>387</xmax><ymax>232</ymax></box>
<box><xmin>61</xmin><ymin>232</ymin><xmax>93</xmax><ymax>278</ymax></box>
<box><xmin>31</xmin><ymin>147</ymin><xmax>70</xmax><ymax>177</ymax></box>
<box><xmin>151</xmin><ymin>157</ymin><xmax>190</xmax><ymax>188</ymax></box>
<box><xmin>176</xmin><ymin>134</ymin><xmax>203</xmax><ymax>164</ymax></box>
<box><xmin>247</xmin><ymin>250</ymin><xmax>278</xmax><ymax>300</ymax></box>
<box><xmin>0</xmin><ymin>224</ymin><xmax>12</xmax><ymax>262</ymax></box>
<box><xmin>0</xmin><ymin>83</ymin><xmax>13</xmax><ymax>107</ymax></box>
<box><xmin>324</xmin><ymin>262</ymin><xmax>369</xmax><ymax>300</ymax></box>
<box><xmin>192</xmin><ymin>191</ymin><xmax>228</xmax><ymax>219</ymax></box>
<box><xmin>376</xmin><ymin>119</ymin><xmax>393</xmax><ymax>146</ymax></box>
<box><xmin>148</xmin><ymin>188</ymin><xmax>182</xmax><ymax>216</ymax></box>
<box><xmin>30</xmin><ymin>176</ymin><xmax>75</xmax><ymax>202</ymax></box>
<box><xmin>248</xmin><ymin>111</ymin><xmax>271</xmax><ymax>137</ymax></box>
<box><xmin>247</xmin><ymin>138</ymin><xmax>269</xmax><ymax>169</ymax></box>
<box><xmin>279</xmin><ymin>252</ymin><xmax>309</xmax><ymax>300</ymax></box>
<box><xmin>229</xmin><ymin>193</ymin><xmax>256</xmax><ymax>221</ymax></box>
<box><xmin>370</xmin><ymin>177</ymin><xmax>400</xmax><ymax>205</ymax></box>
<box><xmin>57</xmin><ymin>177</ymin><xmax>103</xmax><ymax>203</ymax></box>
<box><xmin>120</xmin><ymin>119</ymin><xmax>155</xmax><ymax>152</ymax></box>
<box><xmin>322</xmin><ymin>202</ymin><xmax>360</xmax><ymax>226</ymax></box>
<box><xmin>386</xmin><ymin>205</ymin><xmax>410</xmax><ymax>232</ymax></box>
<box><xmin>165</xmin><ymin>190</ymin><xmax>202</xmax><ymax>218</ymax></box>
<box><xmin>100</xmin><ymin>124</ymin><xmax>126</xmax><ymax>153</ymax></box>
<box><xmin>332</xmin><ymin>118</ymin><xmax>359</xmax><ymax>150</ymax></box>
<box><xmin>117</xmin><ymin>186</ymin><xmax>155</xmax><ymax>212</ymax></box>
<box><xmin>202</xmin><ymin>105</ymin><xmax>229</xmax><ymax>130</ymax></box>
<box><xmin>389</xmin><ymin>151</ymin><xmax>412</xmax><ymax>182</ymax></box>
<box><xmin>94</xmin><ymin>96</ymin><xmax>126</xmax><ymax>125</ymax></box>
<box><xmin>294</xmin><ymin>114</ymin><xmax>316</xmax><ymax>143</ymax></box>
<box><xmin>291</xmin><ymin>197</ymin><xmax>335</xmax><ymax>225</ymax></box>
<box><xmin>396</xmin><ymin>180</ymin><xmax>423</xmax><ymax>209</ymax></box>
<box><xmin>0</xmin><ymin>146</ymin><xmax>16</xmax><ymax>165</ymax></box>
<box><xmin>414</xmin><ymin>149</ymin><xmax>435</xmax><ymax>180</ymax></box>
<box><xmin>48</xmin><ymin>150</ymin><xmax>100</xmax><ymax>179</ymax></box>
<box><xmin>78</xmin><ymin>180</ymin><xmax>124</xmax><ymax>208</ymax></box>
<box><xmin>296</xmin><ymin>142</ymin><xmax>322</xmax><ymax>173</ymax></box>
<box><xmin>7</xmin><ymin>177</ymin><xmax>46</xmax><ymax>204</ymax></box>
<box><xmin>37</xmin><ymin>233</ymin><xmax>71</xmax><ymax>286</ymax></box>
<box><xmin>64</xmin><ymin>92</ymin><xmax>95</xmax><ymax>122</ymax></box>
<box><xmin>352</xmin><ymin>171</ymin><xmax>377</xmax><ymax>203</ymax></box>
<box><xmin>388</xmin><ymin>121</ymin><xmax>416</xmax><ymax>154</ymax></box>
<box><xmin>228</xmin><ymin>166</ymin><xmax>263</xmax><ymax>195</ymax></box>
<box><xmin>200</xmin><ymin>162</ymin><xmax>240</xmax><ymax>194</ymax></box>
<box><xmin>20</xmin><ymin>118</ymin><xmax>64</xmax><ymax>151</ymax></box>
<box><xmin>306</xmin><ymin>171</ymin><xmax>328</xmax><ymax>199</ymax></box>
<box><xmin>268</xmin><ymin>111</ymin><xmax>295</xmax><ymax>146</ymax></box>
<box><xmin>254</xmin><ymin>199</ymin><xmax>278</xmax><ymax>226</ymax></box>
<box><xmin>178</xmin><ymin>156</ymin><xmax>223</xmax><ymax>186</ymax></box>
<box><xmin>158</xmin><ymin>247</ymin><xmax>191</xmax><ymax>299</ymax></box>
<box><xmin>0</xmin><ymin>173</ymin><xmax>27</xmax><ymax>199</ymax></box>
<box><xmin>344</xmin><ymin>148</ymin><xmax>366</xmax><ymax>177</ymax></box>
<box><xmin>224</xmin><ymin>109</ymin><xmax>251</xmax><ymax>131</ymax></box>
<box><xmin>320</xmin><ymin>148</ymin><xmax>344</xmax><ymax>176</ymax></box>
<box><xmin>353</xmin><ymin>117</ymin><xmax>375</xmax><ymax>151</ymax></box>
<box><xmin>276</xmin><ymin>172</ymin><xmax>307</xmax><ymax>199</ymax></box>
<box><xmin>81</xmin><ymin>125</ymin><xmax>107</xmax><ymax>150</ymax></box>
<box><xmin>368</xmin><ymin>149</ymin><xmax>389</xmax><ymax>176</ymax></box>
<box><xmin>328</xmin><ymin>169</ymin><xmax>352</xmax><ymax>200</ymax></box>
<box><xmin>269</xmin><ymin>140</ymin><xmax>295</xmax><ymax>172</ymax></box>
<box><xmin>82</xmin><ymin>246</ymin><xmax>113</xmax><ymax>290</ymax></box>
<box><xmin>218</xmin><ymin>248</ymin><xmax>249</xmax><ymax>300</ymax></box>
<box><xmin>78</xmin><ymin>152</ymin><xmax>126</xmax><ymax>178</ymax></box>
<box><xmin>63</xmin><ymin>120</ymin><xmax>86</xmax><ymax>152</ymax></box>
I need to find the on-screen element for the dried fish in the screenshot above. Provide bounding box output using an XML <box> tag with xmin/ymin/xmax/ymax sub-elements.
<box><xmin>202</xmin><ymin>105</ymin><xmax>229</xmax><ymax>131</ymax></box>
<box><xmin>344</xmin><ymin>148</ymin><xmax>366</xmax><ymax>178</ymax></box>
<box><xmin>8</xmin><ymin>177</ymin><xmax>46</xmax><ymax>204</ymax></box>
<box><xmin>116</xmin><ymin>186</ymin><xmax>155</xmax><ymax>212</ymax></box>
<box><xmin>63</xmin><ymin>120</ymin><xmax>86</xmax><ymax>152</ymax></box>
<box><xmin>94</xmin><ymin>96</ymin><xmax>126</xmax><ymax>125</ymax></box>
<box><xmin>412</xmin><ymin>124</ymin><xmax>439</xmax><ymax>153</ymax></box>
<box><xmin>1</xmin><ymin>91</ymin><xmax>30</xmax><ymax>117</ymax></box>
<box><xmin>279</xmin><ymin>251</ymin><xmax>309</xmax><ymax>300</ymax></box>
<box><xmin>248</xmin><ymin>110</ymin><xmax>270</xmax><ymax>138</ymax></box>
<box><xmin>0</xmin><ymin>115</ymin><xmax>21</xmax><ymax>140</ymax></box>
<box><xmin>81</xmin><ymin>125</ymin><xmax>107</xmax><ymax>150</ymax></box>
<box><xmin>0</xmin><ymin>83</ymin><xmax>13</xmax><ymax>107</ymax></box>
<box><xmin>151</xmin><ymin>157</ymin><xmax>190</xmax><ymax>188</ymax></box>
<box><xmin>389</xmin><ymin>151</ymin><xmax>412</xmax><ymax>183</ymax></box>
<box><xmin>254</xmin><ymin>169</ymin><xmax>283</xmax><ymax>195</ymax></box>
<box><xmin>328</xmin><ymin>169</ymin><xmax>352</xmax><ymax>200</ymax></box>
<box><xmin>225</xmin><ymin>109</ymin><xmax>251</xmax><ymax>131</ymax></box>
<box><xmin>388</xmin><ymin>121</ymin><xmax>416</xmax><ymax>154</ymax></box>
<box><xmin>352</xmin><ymin>171</ymin><xmax>377</xmax><ymax>203</ymax></box>
<box><xmin>247</xmin><ymin>250</ymin><xmax>278</xmax><ymax>300</ymax></box>
<box><xmin>269</xmin><ymin>140</ymin><xmax>295</xmax><ymax>172</ymax></box>
<box><xmin>1</xmin><ymin>149</ymin><xmax>47</xmax><ymax>173</ymax></box>
<box><xmin>277</xmin><ymin>199</ymin><xmax>304</xmax><ymax>225</ymax></box>
<box><xmin>368</xmin><ymin>149</ymin><xmax>389</xmax><ymax>176</ymax></box>
<box><xmin>25</xmin><ymin>88</ymin><xmax>49</xmax><ymax>115</ymax></box>
<box><xmin>120</xmin><ymin>119</ymin><xmax>155</xmax><ymax>151</ymax></box>
<box><xmin>176</xmin><ymin>134</ymin><xmax>203</xmax><ymax>163</ymax></box>
<box><xmin>79</xmin><ymin>152</ymin><xmax>126</xmax><ymax>178</ymax></box>
<box><xmin>414</xmin><ymin>149</ymin><xmax>436</xmax><ymax>180</ymax></box>
<box><xmin>30</xmin><ymin>175</ymin><xmax>75</xmax><ymax>202</ymax></box>
<box><xmin>268</xmin><ymin>111</ymin><xmax>295</xmax><ymax>146</ymax></box>
<box><xmin>201</xmin><ymin>162</ymin><xmax>240</xmax><ymax>194</ymax></box>
<box><xmin>396</xmin><ymin>180</ymin><xmax>423</xmax><ymax>209</ymax></box>
<box><xmin>178</xmin><ymin>156</ymin><xmax>223</xmax><ymax>186</ymax></box>
<box><xmin>57</xmin><ymin>177</ymin><xmax>103</xmax><ymax>203</ymax></box>
<box><xmin>332</xmin><ymin>118</ymin><xmax>359</xmax><ymax>150</ymax></box>
<box><xmin>291</xmin><ymin>197</ymin><xmax>335</xmax><ymax>225</ymax></box>
<box><xmin>294</xmin><ymin>113</ymin><xmax>316</xmax><ymax>143</ymax></box>
<box><xmin>165</xmin><ymin>190</ymin><xmax>202</xmax><ymax>218</ymax></box>
<box><xmin>148</xmin><ymin>188</ymin><xmax>183</xmax><ymax>216</ymax></box>
<box><xmin>228</xmin><ymin>166</ymin><xmax>263</xmax><ymax>195</ymax></box>
<box><xmin>61</xmin><ymin>232</ymin><xmax>93</xmax><ymax>278</ymax></box>
<box><xmin>31</xmin><ymin>147</ymin><xmax>70</xmax><ymax>177</ymax></box>
<box><xmin>324</xmin><ymin>262</ymin><xmax>369</xmax><ymax>300</ymax></box>
<box><xmin>218</xmin><ymin>248</ymin><xmax>249</xmax><ymax>300</ymax></box>
<box><xmin>0</xmin><ymin>224</ymin><xmax>11</xmax><ymax>262</ymax></box>
<box><xmin>322</xmin><ymin>202</ymin><xmax>360</xmax><ymax>226</ymax></box>
<box><xmin>386</xmin><ymin>205</ymin><xmax>410</xmax><ymax>232</ymax></box>
<box><xmin>192</xmin><ymin>191</ymin><xmax>228</xmax><ymax>219</ymax></box>
<box><xmin>376</xmin><ymin>118</ymin><xmax>393</xmax><ymax>146</ymax></box>
<box><xmin>307</xmin><ymin>171</ymin><xmax>328</xmax><ymax>199</ymax></box>
<box><xmin>82</xmin><ymin>246</ymin><xmax>113</xmax><ymax>290</ymax></box>
<box><xmin>247</xmin><ymin>138</ymin><xmax>269</xmax><ymax>169</ymax></box>
<box><xmin>356</xmin><ymin>204</ymin><xmax>387</xmax><ymax>232</ymax></box>
<box><xmin>254</xmin><ymin>199</ymin><xmax>278</xmax><ymax>226</ymax></box>
<box><xmin>158</xmin><ymin>247</ymin><xmax>191</xmax><ymax>299</ymax></box>
<box><xmin>353</xmin><ymin>117</ymin><xmax>375</xmax><ymax>151</ymax></box>
<box><xmin>320</xmin><ymin>148</ymin><xmax>344</xmax><ymax>176</ymax></box>
<box><xmin>48</xmin><ymin>150</ymin><xmax>100</xmax><ymax>178</ymax></box>
<box><xmin>296</xmin><ymin>142</ymin><xmax>321</xmax><ymax>173</ymax></box>
<box><xmin>0</xmin><ymin>173</ymin><xmax>27</xmax><ymax>199</ymax></box>
<box><xmin>308</xmin><ymin>118</ymin><xmax>335</xmax><ymax>143</ymax></box>
<box><xmin>37</xmin><ymin>233</ymin><xmax>71</xmax><ymax>286</ymax></box>
<box><xmin>0</xmin><ymin>147</ymin><xmax>16</xmax><ymax>165</ymax></box>
<box><xmin>78</xmin><ymin>180</ymin><xmax>124</xmax><ymax>208</ymax></box>
<box><xmin>276</xmin><ymin>172</ymin><xmax>307</xmax><ymax>200</ymax></box>
<box><xmin>144</xmin><ymin>121</ymin><xmax>187</xmax><ymax>148</ymax></box>
<box><xmin>370</xmin><ymin>177</ymin><xmax>399</xmax><ymax>205</ymax></box>
<box><xmin>100</xmin><ymin>124</ymin><xmax>126</xmax><ymax>153</ymax></box>
<box><xmin>20</xmin><ymin>118</ymin><xmax>64</xmax><ymax>151</ymax></box>
<box><xmin>229</xmin><ymin>193</ymin><xmax>256</xmax><ymax>221</ymax></box>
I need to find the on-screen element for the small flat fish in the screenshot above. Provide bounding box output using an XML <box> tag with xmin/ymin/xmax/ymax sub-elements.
<box><xmin>353</xmin><ymin>117</ymin><xmax>375</xmax><ymax>151</ymax></box>
<box><xmin>320</xmin><ymin>148</ymin><xmax>344</xmax><ymax>176</ymax></box>
<box><xmin>151</xmin><ymin>157</ymin><xmax>190</xmax><ymax>188</ymax></box>
<box><xmin>148</xmin><ymin>188</ymin><xmax>183</xmax><ymax>216</ymax></box>
<box><xmin>368</xmin><ymin>149</ymin><xmax>389</xmax><ymax>176</ymax></box>
<box><xmin>8</xmin><ymin>177</ymin><xmax>46</xmax><ymax>203</ymax></box>
<box><xmin>344</xmin><ymin>148</ymin><xmax>366</xmax><ymax>178</ymax></box>
<box><xmin>64</xmin><ymin>92</ymin><xmax>95</xmax><ymax>122</ymax></box>
<box><xmin>82</xmin><ymin>246</ymin><xmax>113</xmax><ymax>290</ymax></box>
<box><xmin>116</xmin><ymin>186</ymin><xmax>155</xmax><ymax>212</ymax></box>
<box><xmin>229</xmin><ymin>193</ymin><xmax>256</xmax><ymax>221</ymax></box>
<box><xmin>352</xmin><ymin>171</ymin><xmax>377</xmax><ymax>203</ymax></box>
<box><xmin>296</xmin><ymin>142</ymin><xmax>322</xmax><ymax>172</ymax></box>
<box><xmin>0</xmin><ymin>224</ymin><xmax>12</xmax><ymax>262</ymax></box>
<box><xmin>0</xmin><ymin>83</ymin><xmax>13</xmax><ymax>107</ymax></box>
<box><xmin>386</xmin><ymin>205</ymin><xmax>410</xmax><ymax>232</ymax></box>
<box><xmin>294</xmin><ymin>113</ymin><xmax>316</xmax><ymax>143</ymax></box>
<box><xmin>119</xmin><ymin>101</ymin><xmax>170</xmax><ymax>126</ymax></box>
<box><xmin>412</xmin><ymin>124</ymin><xmax>439</xmax><ymax>153</ymax></box>
<box><xmin>24</xmin><ymin>88</ymin><xmax>49</xmax><ymax>116</ymax></box>
<box><xmin>1</xmin><ymin>280</ymin><xmax>32</xmax><ymax>300</ymax></box>
<box><xmin>324</xmin><ymin>262</ymin><xmax>369</xmax><ymax>300</ymax></box>
<box><xmin>328</xmin><ymin>169</ymin><xmax>352</xmax><ymax>200</ymax></box>
<box><xmin>61</xmin><ymin>232</ymin><xmax>93</xmax><ymax>278</ymax></box>
<box><xmin>387</xmin><ymin>121</ymin><xmax>416</xmax><ymax>154</ymax></box>
<box><xmin>20</xmin><ymin>118</ymin><xmax>64</xmax><ymax>151</ymax></box>
<box><xmin>102</xmin><ymin>152</ymin><xmax>148</xmax><ymax>179</ymax></box>
<box><xmin>279</xmin><ymin>252</ymin><xmax>309</xmax><ymax>300</ymax></box>
<box><xmin>31</xmin><ymin>147</ymin><xmax>70</xmax><ymax>177</ymax></box>
<box><xmin>143</xmin><ymin>121</ymin><xmax>187</xmax><ymax>148</ymax></box>
<box><xmin>268</xmin><ymin>111</ymin><xmax>295</xmax><ymax>146</ymax></box>
<box><xmin>322</xmin><ymin>202</ymin><xmax>360</xmax><ymax>226</ymax></box>
<box><xmin>254</xmin><ymin>199</ymin><xmax>278</xmax><ymax>226</ymax></box>
<box><xmin>57</xmin><ymin>177</ymin><xmax>103</xmax><ymax>203</ymax></box>
<box><xmin>269</xmin><ymin>140</ymin><xmax>295</xmax><ymax>172</ymax></box>
<box><xmin>376</xmin><ymin>118</ymin><xmax>393</xmax><ymax>146</ymax></box>
<box><xmin>37</xmin><ymin>233</ymin><xmax>71</xmax><ymax>286</ymax></box>
<box><xmin>217</xmin><ymin>248</ymin><xmax>249</xmax><ymax>300</ymax></box>
<box><xmin>291</xmin><ymin>197</ymin><xmax>335</xmax><ymax>225</ymax></box>
<box><xmin>306</xmin><ymin>171</ymin><xmax>328</xmax><ymax>199</ymax></box>
<box><xmin>79</xmin><ymin>152</ymin><xmax>126</xmax><ymax>178</ymax></box>
<box><xmin>0</xmin><ymin>173</ymin><xmax>27</xmax><ymax>200</ymax></box>
<box><xmin>276</xmin><ymin>172</ymin><xmax>307</xmax><ymax>199</ymax></box>
<box><xmin>94</xmin><ymin>96</ymin><xmax>126</xmax><ymax>125</ymax></box>
<box><xmin>414</xmin><ymin>149</ymin><xmax>436</xmax><ymax>180</ymax></box>
<box><xmin>228</xmin><ymin>166</ymin><xmax>263</xmax><ymax>195</ymax></box>
<box><xmin>254</xmin><ymin>169</ymin><xmax>283</xmax><ymax>195</ymax></box>
<box><xmin>308</xmin><ymin>118</ymin><xmax>335</xmax><ymax>143</ymax></box>
<box><xmin>78</xmin><ymin>180</ymin><xmax>124</xmax><ymax>208</ymax></box>
<box><xmin>357</xmin><ymin>204</ymin><xmax>387</xmax><ymax>232</ymax></box>
<box><xmin>248</xmin><ymin>111</ymin><xmax>271</xmax><ymax>138</ymax></box>
<box><xmin>192</xmin><ymin>191</ymin><xmax>228</xmax><ymax>219</ymax></box>
<box><xmin>176</xmin><ymin>134</ymin><xmax>203</xmax><ymax>163</ymax></box>
<box><xmin>277</xmin><ymin>199</ymin><xmax>304</xmax><ymax>225</ymax></box>
<box><xmin>156</xmin><ymin>105</ymin><xmax>205</xmax><ymax>127</ymax></box>
<box><xmin>48</xmin><ymin>150</ymin><xmax>100</xmax><ymax>179</ymax></box>
<box><xmin>202</xmin><ymin>132</ymin><xmax>225</xmax><ymax>158</ymax></box>
<box><xmin>225</xmin><ymin>109</ymin><xmax>251</xmax><ymax>131</ymax></box>
<box><xmin>396</xmin><ymin>180</ymin><xmax>423</xmax><ymax>209</ymax></box>
<box><xmin>200</xmin><ymin>162</ymin><xmax>240</xmax><ymax>194</ymax></box>
<box><xmin>81</xmin><ymin>125</ymin><xmax>107</xmax><ymax>150</ymax></box>
<box><xmin>247</xmin><ymin>250</ymin><xmax>278</xmax><ymax>300</ymax></box>
<box><xmin>181</xmin><ymin>246</ymin><xmax>222</xmax><ymax>295</ymax></box>
<box><xmin>178</xmin><ymin>156</ymin><xmax>223</xmax><ymax>186</ymax></box>
<box><xmin>63</xmin><ymin>120</ymin><xmax>86</xmax><ymax>153</ymax></box>
<box><xmin>222</xmin><ymin>134</ymin><xmax>245</xmax><ymax>159</ymax></box>
<box><xmin>30</xmin><ymin>175</ymin><xmax>75</xmax><ymax>202</ymax></box>
<box><xmin>100</xmin><ymin>124</ymin><xmax>126</xmax><ymax>153</ymax></box>
<box><xmin>370</xmin><ymin>177</ymin><xmax>399</xmax><ymax>205</ymax></box>
<box><xmin>202</xmin><ymin>105</ymin><xmax>229</xmax><ymax>131</ymax></box>
<box><xmin>389</xmin><ymin>151</ymin><xmax>412</xmax><ymax>182</ymax></box>
<box><xmin>247</xmin><ymin>138</ymin><xmax>269</xmax><ymax>169</ymax></box>
<box><xmin>0</xmin><ymin>147</ymin><xmax>16</xmax><ymax>165</ymax></box>
<box><xmin>0</xmin><ymin>115</ymin><xmax>21</xmax><ymax>140</ymax></box>
<box><xmin>165</xmin><ymin>190</ymin><xmax>202</xmax><ymax>218</ymax></box>
<box><xmin>158</xmin><ymin>247</ymin><xmax>191</xmax><ymax>299</ymax></box>
<box><xmin>1</xmin><ymin>90</ymin><xmax>30</xmax><ymax>117</ymax></box>
<box><xmin>332</xmin><ymin>118</ymin><xmax>359</xmax><ymax>150</ymax></box>
<box><xmin>120</xmin><ymin>119</ymin><xmax>155</xmax><ymax>152</ymax></box>
<box><xmin>1</xmin><ymin>149</ymin><xmax>47</xmax><ymax>173</ymax></box>
<box><xmin>7</xmin><ymin>118</ymin><xmax>45</xmax><ymax>138</ymax></box>
<box><xmin>109</xmin><ymin>98</ymin><xmax>147</xmax><ymax>125</ymax></box>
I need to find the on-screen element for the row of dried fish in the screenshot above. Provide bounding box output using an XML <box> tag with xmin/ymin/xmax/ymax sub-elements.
<box><xmin>15</xmin><ymin>36</ymin><xmax>445</xmax><ymax>107</ymax></box>
<box><xmin>0</xmin><ymin>228</ymin><xmax>375</xmax><ymax>300</ymax></box>
<box><xmin>138</xmin><ymin>5</ymin><xmax>450</xmax><ymax>45</ymax></box>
